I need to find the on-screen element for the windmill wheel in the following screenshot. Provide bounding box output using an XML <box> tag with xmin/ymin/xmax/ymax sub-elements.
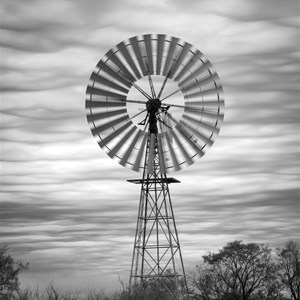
<box><xmin>86</xmin><ymin>34</ymin><xmax>224</xmax><ymax>173</ymax></box>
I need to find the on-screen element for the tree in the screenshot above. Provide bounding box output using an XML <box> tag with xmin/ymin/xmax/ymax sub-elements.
<box><xmin>276</xmin><ymin>240</ymin><xmax>300</xmax><ymax>300</ymax></box>
<box><xmin>0</xmin><ymin>245</ymin><xmax>28</xmax><ymax>298</ymax></box>
<box><xmin>191</xmin><ymin>240</ymin><xmax>281</xmax><ymax>300</ymax></box>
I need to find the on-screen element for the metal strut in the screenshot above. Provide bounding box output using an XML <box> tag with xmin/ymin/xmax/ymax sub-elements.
<box><xmin>128</xmin><ymin>132</ymin><xmax>188</xmax><ymax>299</ymax></box>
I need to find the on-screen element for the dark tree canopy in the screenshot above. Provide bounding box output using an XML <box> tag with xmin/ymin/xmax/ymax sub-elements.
<box><xmin>277</xmin><ymin>240</ymin><xmax>300</xmax><ymax>300</ymax></box>
<box><xmin>191</xmin><ymin>240</ymin><xmax>281</xmax><ymax>300</ymax></box>
<box><xmin>0</xmin><ymin>245</ymin><xmax>28</xmax><ymax>297</ymax></box>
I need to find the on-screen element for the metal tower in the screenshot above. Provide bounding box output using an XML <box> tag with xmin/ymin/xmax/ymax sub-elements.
<box><xmin>128</xmin><ymin>131</ymin><xmax>187</xmax><ymax>298</ymax></box>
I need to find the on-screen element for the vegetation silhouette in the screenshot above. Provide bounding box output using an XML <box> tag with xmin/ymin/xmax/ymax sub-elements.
<box><xmin>1</xmin><ymin>240</ymin><xmax>299</xmax><ymax>300</ymax></box>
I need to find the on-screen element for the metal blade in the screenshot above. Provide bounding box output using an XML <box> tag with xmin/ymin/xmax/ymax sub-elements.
<box><xmin>169</xmin><ymin>42</ymin><xmax>192</xmax><ymax>79</ymax></box>
<box><xmin>87</xmin><ymin>108</ymin><xmax>127</xmax><ymax>123</ymax></box>
<box><xmin>180</xmin><ymin>120</ymin><xmax>214</xmax><ymax>146</ymax></box>
<box><xmin>106</xmin><ymin>49</ymin><xmax>136</xmax><ymax>82</ymax></box>
<box><xmin>165</xmin><ymin>132</ymin><xmax>180</xmax><ymax>171</ymax></box>
<box><xmin>112</xmin><ymin>98</ymin><xmax>147</xmax><ymax>105</ymax></box>
<box><xmin>133</xmin><ymin>133</ymin><xmax>148</xmax><ymax>172</ymax></box>
<box><xmin>197</xmin><ymin>72</ymin><xmax>220</xmax><ymax>87</ymax></box>
<box><xmin>117</xmin><ymin>41</ymin><xmax>142</xmax><ymax>79</ymax></box>
<box><xmin>187</xmin><ymin>100</ymin><xmax>225</xmax><ymax>107</ymax></box>
<box><xmin>184</xmin><ymin>108</ymin><xmax>224</xmax><ymax>121</ymax></box>
<box><xmin>147</xmin><ymin>133</ymin><xmax>155</xmax><ymax>174</ymax></box>
<box><xmin>179</xmin><ymin>60</ymin><xmax>213</xmax><ymax>87</ymax></box>
<box><xmin>182</xmin><ymin>72</ymin><xmax>219</xmax><ymax>93</ymax></box>
<box><xmin>170</xmin><ymin>129</ymin><xmax>193</xmax><ymax>165</ymax></box>
<box><xmin>176</xmin><ymin>124</ymin><xmax>205</xmax><ymax>157</ymax></box>
<box><xmin>85</xmin><ymin>100</ymin><xmax>125</xmax><ymax>108</ymax></box>
<box><xmin>86</xmin><ymin>86</ymin><xmax>127</xmax><ymax>99</ymax></box>
<box><xmin>91</xmin><ymin>115</ymin><xmax>129</xmax><ymax>135</ymax></box>
<box><xmin>162</xmin><ymin>37</ymin><xmax>179</xmax><ymax>76</ymax></box>
<box><xmin>183</xmin><ymin>114</ymin><xmax>220</xmax><ymax>134</ymax></box>
<box><xmin>157</xmin><ymin>134</ymin><xmax>166</xmax><ymax>174</ymax></box>
<box><xmin>107</xmin><ymin>126</ymin><xmax>136</xmax><ymax>158</ymax></box>
<box><xmin>156</xmin><ymin>34</ymin><xmax>165</xmax><ymax>75</ymax></box>
<box><xmin>98</xmin><ymin>121</ymin><xmax>132</xmax><ymax>148</ymax></box>
<box><xmin>87</xmin><ymin>98</ymin><xmax>146</xmax><ymax>108</ymax></box>
<box><xmin>174</xmin><ymin>50</ymin><xmax>203</xmax><ymax>82</ymax></box>
<box><xmin>187</xmin><ymin>86</ymin><xmax>223</xmax><ymax>99</ymax></box>
<box><xmin>90</xmin><ymin>72</ymin><xmax>129</xmax><ymax>94</ymax></box>
<box><xmin>167</xmin><ymin>112</ymin><xmax>205</xmax><ymax>156</ymax></box>
<box><xmin>120</xmin><ymin>130</ymin><xmax>143</xmax><ymax>166</ymax></box>
<box><xmin>96</xmin><ymin>61</ymin><xmax>131</xmax><ymax>88</ymax></box>
<box><xmin>144</xmin><ymin>34</ymin><xmax>154</xmax><ymax>74</ymax></box>
<box><xmin>129</xmin><ymin>36</ymin><xmax>147</xmax><ymax>76</ymax></box>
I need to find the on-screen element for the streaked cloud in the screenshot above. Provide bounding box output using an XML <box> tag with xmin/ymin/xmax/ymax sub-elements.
<box><xmin>0</xmin><ymin>0</ymin><xmax>299</xmax><ymax>291</ymax></box>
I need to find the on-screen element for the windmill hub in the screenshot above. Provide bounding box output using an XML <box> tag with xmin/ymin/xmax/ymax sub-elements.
<box><xmin>146</xmin><ymin>98</ymin><xmax>161</xmax><ymax>113</ymax></box>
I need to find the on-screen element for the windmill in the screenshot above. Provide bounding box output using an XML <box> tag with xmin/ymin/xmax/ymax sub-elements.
<box><xmin>85</xmin><ymin>34</ymin><xmax>224</xmax><ymax>298</ymax></box>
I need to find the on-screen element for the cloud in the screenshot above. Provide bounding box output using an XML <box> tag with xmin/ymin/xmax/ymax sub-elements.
<box><xmin>0</xmin><ymin>0</ymin><xmax>299</xmax><ymax>292</ymax></box>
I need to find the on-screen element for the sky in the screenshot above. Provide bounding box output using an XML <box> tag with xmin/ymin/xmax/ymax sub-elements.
<box><xmin>0</xmin><ymin>0</ymin><xmax>299</xmax><ymax>292</ymax></box>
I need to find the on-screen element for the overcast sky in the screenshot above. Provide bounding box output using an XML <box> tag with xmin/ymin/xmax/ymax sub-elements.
<box><xmin>0</xmin><ymin>0</ymin><xmax>299</xmax><ymax>292</ymax></box>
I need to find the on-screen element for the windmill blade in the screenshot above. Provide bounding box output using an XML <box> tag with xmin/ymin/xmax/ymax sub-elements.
<box><xmin>179</xmin><ymin>60</ymin><xmax>212</xmax><ymax>88</ymax></box>
<box><xmin>164</xmin><ymin>132</ymin><xmax>180</xmax><ymax>171</ymax></box>
<box><xmin>85</xmin><ymin>100</ymin><xmax>125</xmax><ymax>108</ymax></box>
<box><xmin>129</xmin><ymin>36</ymin><xmax>147</xmax><ymax>76</ymax></box>
<box><xmin>183</xmin><ymin>114</ymin><xmax>220</xmax><ymax>134</ymax></box>
<box><xmin>170</xmin><ymin>129</ymin><xmax>193</xmax><ymax>166</ymax></box>
<box><xmin>174</xmin><ymin>50</ymin><xmax>203</xmax><ymax>82</ymax></box>
<box><xmin>107</xmin><ymin>126</ymin><xmax>137</xmax><ymax>159</ymax></box>
<box><xmin>96</xmin><ymin>60</ymin><xmax>132</xmax><ymax>88</ymax></box>
<box><xmin>106</xmin><ymin>49</ymin><xmax>136</xmax><ymax>82</ymax></box>
<box><xmin>167</xmin><ymin>112</ymin><xmax>205</xmax><ymax>157</ymax></box>
<box><xmin>187</xmin><ymin>86</ymin><xmax>223</xmax><ymax>98</ymax></box>
<box><xmin>120</xmin><ymin>130</ymin><xmax>143</xmax><ymax>166</ymax></box>
<box><xmin>144</xmin><ymin>34</ymin><xmax>154</xmax><ymax>74</ymax></box>
<box><xmin>187</xmin><ymin>100</ymin><xmax>225</xmax><ymax>107</ymax></box>
<box><xmin>162</xmin><ymin>37</ymin><xmax>179</xmax><ymax>76</ymax></box>
<box><xmin>86</xmin><ymin>86</ymin><xmax>127</xmax><ymax>99</ymax></box>
<box><xmin>157</xmin><ymin>134</ymin><xmax>166</xmax><ymax>174</ymax></box>
<box><xmin>87</xmin><ymin>98</ymin><xmax>147</xmax><ymax>108</ymax></box>
<box><xmin>158</xmin><ymin>116</ymin><xmax>171</xmax><ymax>133</ymax></box>
<box><xmin>87</xmin><ymin>108</ymin><xmax>127</xmax><ymax>123</ymax></box>
<box><xmin>179</xmin><ymin>120</ymin><xmax>214</xmax><ymax>147</ymax></box>
<box><xmin>117</xmin><ymin>41</ymin><xmax>142</xmax><ymax>79</ymax></box>
<box><xmin>90</xmin><ymin>72</ymin><xmax>129</xmax><ymax>94</ymax></box>
<box><xmin>133</xmin><ymin>133</ymin><xmax>148</xmax><ymax>172</ymax></box>
<box><xmin>87</xmin><ymin>109</ymin><xmax>127</xmax><ymax>122</ymax></box>
<box><xmin>114</xmin><ymin>98</ymin><xmax>147</xmax><ymax>105</ymax></box>
<box><xmin>182</xmin><ymin>72</ymin><xmax>220</xmax><ymax>93</ymax></box>
<box><xmin>169</xmin><ymin>42</ymin><xmax>192</xmax><ymax>79</ymax></box>
<box><xmin>184</xmin><ymin>107</ymin><xmax>224</xmax><ymax>121</ymax></box>
<box><xmin>147</xmin><ymin>133</ymin><xmax>155</xmax><ymax>174</ymax></box>
<box><xmin>162</xmin><ymin>100</ymin><xmax>224</xmax><ymax>110</ymax></box>
<box><xmin>91</xmin><ymin>115</ymin><xmax>129</xmax><ymax>136</ymax></box>
<box><xmin>176</xmin><ymin>125</ymin><xmax>205</xmax><ymax>157</ymax></box>
<box><xmin>156</xmin><ymin>34</ymin><xmax>166</xmax><ymax>75</ymax></box>
<box><xmin>98</xmin><ymin>121</ymin><xmax>133</xmax><ymax>148</ymax></box>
